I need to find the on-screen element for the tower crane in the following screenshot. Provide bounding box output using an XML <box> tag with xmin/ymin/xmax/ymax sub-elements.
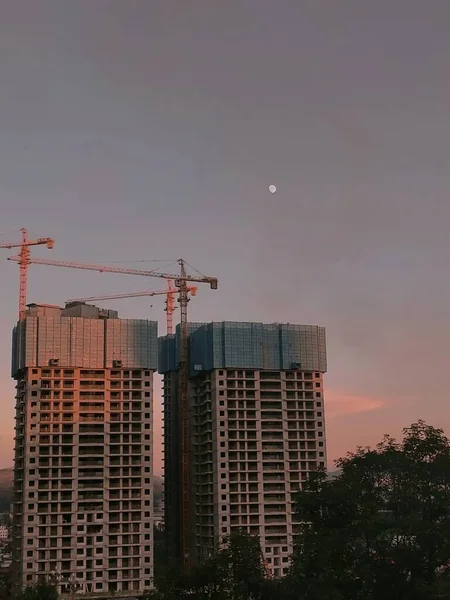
<box><xmin>0</xmin><ymin>228</ymin><xmax>54</xmax><ymax>319</ymax></box>
<box><xmin>66</xmin><ymin>279</ymin><xmax>198</xmax><ymax>335</ymax></box>
<box><xmin>7</xmin><ymin>253</ymin><xmax>217</xmax><ymax>570</ymax></box>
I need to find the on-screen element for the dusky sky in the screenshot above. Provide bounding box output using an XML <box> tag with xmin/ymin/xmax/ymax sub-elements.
<box><xmin>1</xmin><ymin>1</ymin><xmax>450</xmax><ymax>474</ymax></box>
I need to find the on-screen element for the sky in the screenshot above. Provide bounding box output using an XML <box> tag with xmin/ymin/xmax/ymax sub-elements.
<box><xmin>1</xmin><ymin>0</ymin><xmax>450</xmax><ymax>476</ymax></box>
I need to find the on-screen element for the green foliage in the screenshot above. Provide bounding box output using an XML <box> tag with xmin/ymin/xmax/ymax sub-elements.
<box><xmin>153</xmin><ymin>531</ymin><xmax>268</xmax><ymax>600</ymax></box>
<box><xmin>142</xmin><ymin>591</ymin><xmax>166</xmax><ymax>600</ymax></box>
<box><xmin>0</xmin><ymin>571</ymin><xmax>12</xmax><ymax>599</ymax></box>
<box><xmin>149</xmin><ymin>421</ymin><xmax>450</xmax><ymax>600</ymax></box>
<box><xmin>153</xmin><ymin>523</ymin><xmax>167</xmax><ymax>588</ymax></box>
<box><xmin>18</xmin><ymin>583</ymin><xmax>58</xmax><ymax>600</ymax></box>
<box><xmin>288</xmin><ymin>421</ymin><xmax>450</xmax><ymax>600</ymax></box>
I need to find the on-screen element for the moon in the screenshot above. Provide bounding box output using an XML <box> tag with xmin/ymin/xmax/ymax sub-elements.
<box><xmin>269</xmin><ymin>184</ymin><xmax>277</xmax><ymax>194</ymax></box>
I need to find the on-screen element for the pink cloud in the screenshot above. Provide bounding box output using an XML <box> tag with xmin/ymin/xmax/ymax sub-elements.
<box><xmin>326</xmin><ymin>391</ymin><xmax>384</xmax><ymax>418</ymax></box>
<box><xmin>324</xmin><ymin>392</ymin><xmax>415</xmax><ymax>466</ymax></box>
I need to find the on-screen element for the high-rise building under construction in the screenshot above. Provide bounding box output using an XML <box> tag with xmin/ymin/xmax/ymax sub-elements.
<box><xmin>11</xmin><ymin>302</ymin><xmax>157</xmax><ymax>598</ymax></box>
<box><xmin>159</xmin><ymin>321</ymin><xmax>327</xmax><ymax>576</ymax></box>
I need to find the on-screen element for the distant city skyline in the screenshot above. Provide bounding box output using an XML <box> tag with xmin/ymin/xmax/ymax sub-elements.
<box><xmin>1</xmin><ymin>1</ymin><xmax>450</xmax><ymax>475</ymax></box>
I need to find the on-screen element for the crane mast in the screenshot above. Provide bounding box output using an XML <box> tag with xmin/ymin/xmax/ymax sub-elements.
<box><xmin>178</xmin><ymin>260</ymin><xmax>191</xmax><ymax>569</ymax></box>
<box><xmin>166</xmin><ymin>279</ymin><xmax>176</xmax><ymax>336</ymax></box>
<box><xmin>1</xmin><ymin>228</ymin><xmax>54</xmax><ymax>319</ymax></box>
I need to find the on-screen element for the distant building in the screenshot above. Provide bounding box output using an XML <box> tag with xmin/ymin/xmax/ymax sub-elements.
<box><xmin>153</xmin><ymin>498</ymin><xmax>164</xmax><ymax>529</ymax></box>
<box><xmin>0</xmin><ymin>525</ymin><xmax>8</xmax><ymax>541</ymax></box>
<box><xmin>11</xmin><ymin>302</ymin><xmax>158</xmax><ymax>598</ymax></box>
<box><xmin>160</xmin><ymin>321</ymin><xmax>327</xmax><ymax>576</ymax></box>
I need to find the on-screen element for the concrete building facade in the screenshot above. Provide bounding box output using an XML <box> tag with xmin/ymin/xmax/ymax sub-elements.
<box><xmin>159</xmin><ymin>321</ymin><xmax>327</xmax><ymax>575</ymax></box>
<box><xmin>12</xmin><ymin>302</ymin><xmax>157</xmax><ymax>597</ymax></box>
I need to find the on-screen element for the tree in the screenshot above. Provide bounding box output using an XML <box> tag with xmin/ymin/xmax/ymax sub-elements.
<box><xmin>181</xmin><ymin>531</ymin><xmax>267</xmax><ymax>600</ymax></box>
<box><xmin>222</xmin><ymin>530</ymin><xmax>268</xmax><ymax>600</ymax></box>
<box><xmin>151</xmin><ymin>531</ymin><xmax>268</xmax><ymax>600</ymax></box>
<box><xmin>0</xmin><ymin>570</ymin><xmax>12</xmax><ymax>600</ymax></box>
<box><xmin>288</xmin><ymin>421</ymin><xmax>450</xmax><ymax>600</ymax></box>
<box><xmin>18</xmin><ymin>583</ymin><xmax>58</xmax><ymax>600</ymax></box>
<box><xmin>142</xmin><ymin>590</ymin><xmax>166</xmax><ymax>600</ymax></box>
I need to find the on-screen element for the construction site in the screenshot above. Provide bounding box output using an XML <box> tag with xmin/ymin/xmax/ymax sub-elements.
<box><xmin>3</xmin><ymin>229</ymin><xmax>327</xmax><ymax>597</ymax></box>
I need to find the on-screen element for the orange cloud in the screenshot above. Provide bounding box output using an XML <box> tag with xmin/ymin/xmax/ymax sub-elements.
<box><xmin>325</xmin><ymin>391</ymin><xmax>384</xmax><ymax>418</ymax></box>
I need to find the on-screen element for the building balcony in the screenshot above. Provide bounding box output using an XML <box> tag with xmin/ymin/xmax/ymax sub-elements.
<box><xmin>264</xmin><ymin>493</ymin><xmax>286</xmax><ymax>502</ymax></box>
<box><xmin>79</xmin><ymin>448</ymin><xmax>104</xmax><ymax>456</ymax></box>
<box><xmin>79</xmin><ymin>400</ymin><xmax>104</xmax><ymax>408</ymax></box>
<box><xmin>38</xmin><ymin>482</ymin><xmax>74</xmax><ymax>490</ymax></box>
<box><xmin>80</xmin><ymin>371</ymin><xmax>105</xmax><ymax>379</ymax></box>
<box><xmin>265</xmin><ymin>526</ymin><xmax>288</xmax><ymax>535</ymax></box>
<box><xmin>80</xmin><ymin>384</ymin><xmax>105</xmax><ymax>391</ymax></box>
<box><xmin>79</xmin><ymin>470</ymin><xmax>104</xmax><ymax>478</ymax></box>
<box><xmin>260</xmin><ymin>403</ymin><xmax>282</xmax><ymax>410</ymax></box>
<box><xmin>261</xmin><ymin>422</ymin><xmax>283</xmax><ymax>430</ymax></box>
<box><xmin>79</xmin><ymin>437</ymin><xmax>105</xmax><ymax>444</ymax></box>
<box><xmin>261</xmin><ymin>412</ymin><xmax>283</xmax><ymax>420</ymax></box>
<box><xmin>78</xmin><ymin>458</ymin><xmax>104</xmax><ymax>466</ymax></box>
<box><xmin>263</xmin><ymin>484</ymin><xmax>285</xmax><ymax>492</ymax></box>
<box><xmin>262</xmin><ymin>444</ymin><xmax>284</xmax><ymax>451</ymax></box>
<box><xmin>262</xmin><ymin>452</ymin><xmax>285</xmax><ymax>460</ymax></box>
<box><xmin>78</xmin><ymin>502</ymin><xmax>104</xmax><ymax>512</ymax></box>
<box><xmin>262</xmin><ymin>463</ymin><xmax>284</xmax><ymax>471</ymax></box>
<box><xmin>79</xmin><ymin>481</ymin><xmax>103</xmax><ymax>489</ymax></box>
